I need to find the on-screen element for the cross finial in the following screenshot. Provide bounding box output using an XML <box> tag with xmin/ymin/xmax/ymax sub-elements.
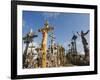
<box><xmin>44</xmin><ymin>20</ymin><xmax>49</xmax><ymax>28</ymax></box>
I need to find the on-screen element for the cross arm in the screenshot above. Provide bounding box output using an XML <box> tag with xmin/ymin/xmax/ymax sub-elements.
<box><xmin>84</xmin><ymin>30</ymin><xmax>89</xmax><ymax>35</ymax></box>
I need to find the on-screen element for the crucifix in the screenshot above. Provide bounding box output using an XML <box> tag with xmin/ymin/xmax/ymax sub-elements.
<box><xmin>23</xmin><ymin>29</ymin><xmax>38</xmax><ymax>68</ymax></box>
<box><xmin>38</xmin><ymin>20</ymin><xmax>54</xmax><ymax>68</ymax></box>
<box><xmin>77</xmin><ymin>30</ymin><xmax>89</xmax><ymax>57</ymax></box>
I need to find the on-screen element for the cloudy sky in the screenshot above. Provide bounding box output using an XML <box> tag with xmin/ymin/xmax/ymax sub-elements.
<box><xmin>22</xmin><ymin>11</ymin><xmax>90</xmax><ymax>54</ymax></box>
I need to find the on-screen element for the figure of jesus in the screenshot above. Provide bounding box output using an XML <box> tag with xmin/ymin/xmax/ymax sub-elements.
<box><xmin>77</xmin><ymin>30</ymin><xmax>89</xmax><ymax>57</ymax></box>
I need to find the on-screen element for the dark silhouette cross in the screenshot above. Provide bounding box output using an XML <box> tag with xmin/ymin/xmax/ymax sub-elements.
<box><xmin>23</xmin><ymin>29</ymin><xmax>38</xmax><ymax>68</ymax></box>
<box><xmin>71</xmin><ymin>33</ymin><xmax>77</xmax><ymax>54</ymax></box>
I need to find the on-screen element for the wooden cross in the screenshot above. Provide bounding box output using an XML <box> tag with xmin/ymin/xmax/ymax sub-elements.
<box><xmin>38</xmin><ymin>20</ymin><xmax>54</xmax><ymax>68</ymax></box>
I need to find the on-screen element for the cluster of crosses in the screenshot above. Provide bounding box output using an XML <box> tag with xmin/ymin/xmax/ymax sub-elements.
<box><xmin>23</xmin><ymin>20</ymin><xmax>89</xmax><ymax>68</ymax></box>
<box><xmin>68</xmin><ymin>30</ymin><xmax>89</xmax><ymax>57</ymax></box>
<box><xmin>67</xmin><ymin>30</ymin><xmax>89</xmax><ymax>65</ymax></box>
<box><xmin>23</xmin><ymin>20</ymin><xmax>54</xmax><ymax>68</ymax></box>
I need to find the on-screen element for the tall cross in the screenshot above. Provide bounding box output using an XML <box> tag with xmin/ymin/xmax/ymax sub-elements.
<box><xmin>49</xmin><ymin>31</ymin><xmax>55</xmax><ymax>55</ymax></box>
<box><xmin>38</xmin><ymin>20</ymin><xmax>54</xmax><ymax>68</ymax></box>
<box><xmin>23</xmin><ymin>29</ymin><xmax>38</xmax><ymax>68</ymax></box>
<box><xmin>71</xmin><ymin>33</ymin><xmax>77</xmax><ymax>54</ymax></box>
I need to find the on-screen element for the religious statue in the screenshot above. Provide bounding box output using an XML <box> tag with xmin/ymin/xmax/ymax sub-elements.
<box><xmin>77</xmin><ymin>30</ymin><xmax>89</xmax><ymax>57</ymax></box>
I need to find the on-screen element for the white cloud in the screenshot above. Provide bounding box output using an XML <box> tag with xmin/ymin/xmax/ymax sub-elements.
<box><xmin>42</xmin><ymin>12</ymin><xmax>60</xmax><ymax>19</ymax></box>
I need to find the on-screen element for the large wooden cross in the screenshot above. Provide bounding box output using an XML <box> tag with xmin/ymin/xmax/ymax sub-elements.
<box><xmin>38</xmin><ymin>20</ymin><xmax>54</xmax><ymax>68</ymax></box>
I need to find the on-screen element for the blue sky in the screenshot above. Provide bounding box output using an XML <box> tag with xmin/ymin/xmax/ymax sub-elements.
<box><xmin>22</xmin><ymin>11</ymin><xmax>90</xmax><ymax>54</ymax></box>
